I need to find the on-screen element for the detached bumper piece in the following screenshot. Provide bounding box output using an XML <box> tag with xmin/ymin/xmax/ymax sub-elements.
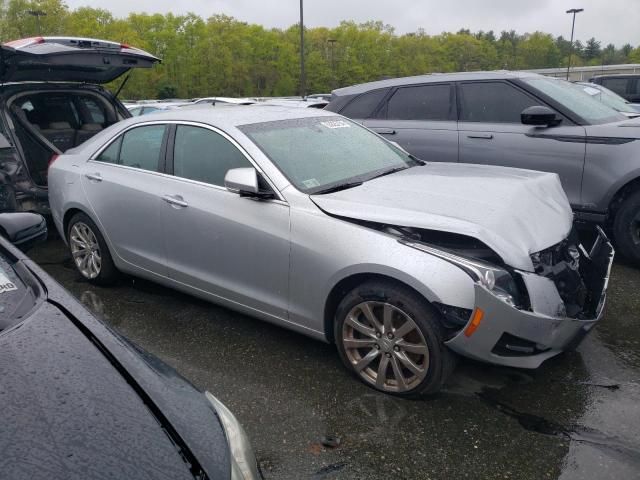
<box><xmin>445</xmin><ymin>228</ymin><xmax>614</xmax><ymax>369</ymax></box>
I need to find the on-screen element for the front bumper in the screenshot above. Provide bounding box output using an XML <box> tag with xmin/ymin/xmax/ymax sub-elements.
<box><xmin>445</xmin><ymin>230</ymin><xmax>614</xmax><ymax>369</ymax></box>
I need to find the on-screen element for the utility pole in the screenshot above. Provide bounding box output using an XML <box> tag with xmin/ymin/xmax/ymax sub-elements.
<box><xmin>27</xmin><ymin>10</ymin><xmax>47</xmax><ymax>35</ymax></box>
<box><xmin>299</xmin><ymin>0</ymin><xmax>306</xmax><ymax>98</ymax></box>
<box><xmin>566</xmin><ymin>8</ymin><xmax>584</xmax><ymax>80</ymax></box>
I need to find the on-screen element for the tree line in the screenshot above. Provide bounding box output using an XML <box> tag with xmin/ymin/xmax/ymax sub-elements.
<box><xmin>1</xmin><ymin>0</ymin><xmax>639</xmax><ymax>99</ymax></box>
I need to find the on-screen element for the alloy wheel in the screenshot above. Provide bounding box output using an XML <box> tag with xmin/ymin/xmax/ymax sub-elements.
<box><xmin>70</xmin><ymin>222</ymin><xmax>102</xmax><ymax>279</ymax></box>
<box><xmin>342</xmin><ymin>301</ymin><xmax>430</xmax><ymax>393</ymax></box>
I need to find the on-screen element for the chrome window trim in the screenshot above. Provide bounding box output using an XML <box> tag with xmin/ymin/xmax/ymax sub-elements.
<box><xmin>89</xmin><ymin>120</ymin><xmax>286</xmax><ymax>203</ymax></box>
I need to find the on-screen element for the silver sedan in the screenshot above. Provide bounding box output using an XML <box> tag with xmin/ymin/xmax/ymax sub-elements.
<box><xmin>48</xmin><ymin>106</ymin><xmax>613</xmax><ymax>397</ymax></box>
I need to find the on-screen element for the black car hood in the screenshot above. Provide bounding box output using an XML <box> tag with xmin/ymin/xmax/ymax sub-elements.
<box><xmin>0</xmin><ymin>37</ymin><xmax>159</xmax><ymax>83</ymax></box>
<box><xmin>0</xmin><ymin>240</ymin><xmax>230</xmax><ymax>479</ymax></box>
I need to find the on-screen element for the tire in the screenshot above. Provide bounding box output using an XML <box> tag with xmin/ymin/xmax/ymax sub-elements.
<box><xmin>612</xmin><ymin>190</ymin><xmax>640</xmax><ymax>265</ymax></box>
<box><xmin>67</xmin><ymin>212</ymin><xmax>119</xmax><ymax>285</ymax></box>
<box><xmin>334</xmin><ymin>280</ymin><xmax>456</xmax><ymax>398</ymax></box>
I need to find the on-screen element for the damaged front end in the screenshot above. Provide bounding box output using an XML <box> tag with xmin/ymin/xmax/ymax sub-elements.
<box><xmin>441</xmin><ymin>226</ymin><xmax>614</xmax><ymax>368</ymax></box>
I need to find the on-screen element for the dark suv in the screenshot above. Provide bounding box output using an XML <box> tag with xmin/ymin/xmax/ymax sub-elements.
<box><xmin>327</xmin><ymin>71</ymin><xmax>640</xmax><ymax>263</ymax></box>
<box><xmin>0</xmin><ymin>37</ymin><xmax>159</xmax><ymax>215</ymax></box>
<box><xmin>590</xmin><ymin>74</ymin><xmax>640</xmax><ymax>103</ymax></box>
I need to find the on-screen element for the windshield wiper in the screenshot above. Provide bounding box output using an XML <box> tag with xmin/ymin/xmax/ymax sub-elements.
<box><xmin>367</xmin><ymin>165</ymin><xmax>410</xmax><ymax>181</ymax></box>
<box><xmin>313</xmin><ymin>181</ymin><xmax>363</xmax><ymax>195</ymax></box>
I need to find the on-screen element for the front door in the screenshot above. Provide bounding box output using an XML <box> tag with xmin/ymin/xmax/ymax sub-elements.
<box><xmin>363</xmin><ymin>83</ymin><xmax>459</xmax><ymax>163</ymax></box>
<box><xmin>161</xmin><ymin>124</ymin><xmax>290</xmax><ymax>319</ymax></box>
<box><xmin>457</xmin><ymin>81</ymin><xmax>587</xmax><ymax>207</ymax></box>
<box><xmin>81</xmin><ymin>123</ymin><xmax>170</xmax><ymax>275</ymax></box>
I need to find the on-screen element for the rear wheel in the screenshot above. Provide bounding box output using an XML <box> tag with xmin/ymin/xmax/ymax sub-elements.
<box><xmin>67</xmin><ymin>212</ymin><xmax>119</xmax><ymax>285</ymax></box>
<box><xmin>334</xmin><ymin>281</ymin><xmax>456</xmax><ymax>397</ymax></box>
<box><xmin>612</xmin><ymin>191</ymin><xmax>640</xmax><ymax>265</ymax></box>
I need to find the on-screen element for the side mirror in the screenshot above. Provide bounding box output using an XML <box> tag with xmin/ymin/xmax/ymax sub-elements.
<box><xmin>225</xmin><ymin>167</ymin><xmax>259</xmax><ymax>195</ymax></box>
<box><xmin>0</xmin><ymin>213</ymin><xmax>47</xmax><ymax>252</ymax></box>
<box><xmin>0</xmin><ymin>133</ymin><xmax>11</xmax><ymax>149</ymax></box>
<box><xmin>521</xmin><ymin>106</ymin><xmax>562</xmax><ymax>127</ymax></box>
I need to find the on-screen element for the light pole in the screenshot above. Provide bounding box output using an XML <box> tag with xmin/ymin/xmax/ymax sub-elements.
<box><xmin>27</xmin><ymin>10</ymin><xmax>47</xmax><ymax>35</ymax></box>
<box><xmin>299</xmin><ymin>0</ymin><xmax>306</xmax><ymax>98</ymax></box>
<box><xmin>328</xmin><ymin>38</ymin><xmax>337</xmax><ymax>89</ymax></box>
<box><xmin>566</xmin><ymin>8</ymin><xmax>584</xmax><ymax>80</ymax></box>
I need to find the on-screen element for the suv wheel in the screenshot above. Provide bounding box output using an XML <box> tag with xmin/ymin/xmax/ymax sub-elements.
<box><xmin>613</xmin><ymin>190</ymin><xmax>640</xmax><ymax>265</ymax></box>
<box><xmin>334</xmin><ymin>281</ymin><xmax>456</xmax><ymax>397</ymax></box>
<box><xmin>67</xmin><ymin>212</ymin><xmax>119</xmax><ymax>285</ymax></box>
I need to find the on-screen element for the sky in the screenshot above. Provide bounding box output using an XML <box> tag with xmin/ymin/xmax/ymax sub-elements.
<box><xmin>64</xmin><ymin>0</ymin><xmax>640</xmax><ymax>47</ymax></box>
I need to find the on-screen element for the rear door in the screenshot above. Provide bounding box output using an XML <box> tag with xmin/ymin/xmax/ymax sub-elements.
<box><xmin>1</xmin><ymin>37</ymin><xmax>159</xmax><ymax>83</ymax></box>
<box><xmin>457</xmin><ymin>80</ymin><xmax>586</xmax><ymax>206</ymax></box>
<box><xmin>363</xmin><ymin>83</ymin><xmax>459</xmax><ymax>162</ymax></box>
<box><xmin>81</xmin><ymin>123</ymin><xmax>172</xmax><ymax>275</ymax></box>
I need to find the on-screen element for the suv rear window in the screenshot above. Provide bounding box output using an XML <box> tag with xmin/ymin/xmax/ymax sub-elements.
<box><xmin>386</xmin><ymin>84</ymin><xmax>453</xmax><ymax>121</ymax></box>
<box><xmin>600</xmin><ymin>78</ymin><xmax>629</xmax><ymax>96</ymax></box>
<box><xmin>340</xmin><ymin>89</ymin><xmax>388</xmax><ymax>119</ymax></box>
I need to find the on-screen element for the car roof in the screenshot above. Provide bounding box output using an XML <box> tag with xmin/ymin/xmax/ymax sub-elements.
<box><xmin>122</xmin><ymin>104</ymin><xmax>337</xmax><ymax>129</ymax></box>
<box><xmin>331</xmin><ymin>70</ymin><xmax>544</xmax><ymax>96</ymax></box>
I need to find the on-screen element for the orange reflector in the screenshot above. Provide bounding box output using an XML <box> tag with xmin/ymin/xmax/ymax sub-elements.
<box><xmin>464</xmin><ymin>308</ymin><xmax>485</xmax><ymax>337</ymax></box>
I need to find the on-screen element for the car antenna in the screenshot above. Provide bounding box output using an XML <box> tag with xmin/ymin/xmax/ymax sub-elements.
<box><xmin>114</xmin><ymin>72</ymin><xmax>131</xmax><ymax>98</ymax></box>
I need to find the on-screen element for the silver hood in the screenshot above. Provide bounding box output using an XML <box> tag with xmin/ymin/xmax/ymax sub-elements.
<box><xmin>310</xmin><ymin>163</ymin><xmax>573</xmax><ymax>272</ymax></box>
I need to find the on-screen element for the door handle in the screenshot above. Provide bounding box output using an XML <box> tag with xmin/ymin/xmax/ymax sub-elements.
<box><xmin>84</xmin><ymin>173</ymin><xmax>103</xmax><ymax>182</ymax></box>
<box><xmin>372</xmin><ymin>128</ymin><xmax>396</xmax><ymax>135</ymax></box>
<box><xmin>467</xmin><ymin>133</ymin><xmax>494</xmax><ymax>139</ymax></box>
<box><xmin>162</xmin><ymin>195</ymin><xmax>188</xmax><ymax>208</ymax></box>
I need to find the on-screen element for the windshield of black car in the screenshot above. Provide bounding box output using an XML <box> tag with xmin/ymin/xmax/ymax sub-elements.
<box><xmin>239</xmin><ymin>116</ymin><xmax>419</xmax><ymax>194</ymax></box>
<box><xmin>522</xmin><ymin>77</ymin><xmax>626</xmax><ymax>124</ymax></box>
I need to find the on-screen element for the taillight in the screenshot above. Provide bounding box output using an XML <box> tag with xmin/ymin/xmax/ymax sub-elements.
<box><xmin>48</xmin><ymin>154</ymin><xmax>59</xmax><ymax>168</ymax></box>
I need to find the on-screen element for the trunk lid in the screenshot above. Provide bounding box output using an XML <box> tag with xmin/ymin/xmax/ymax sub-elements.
<box><xmin>0</xmin><ymin>37</ymin><xmax>159</xmax><ymax>83</ymax></box>
<box><xmin>311</xmin><ymin>163</ymin><xmax>574</xmax><ymax>271</ymax></box>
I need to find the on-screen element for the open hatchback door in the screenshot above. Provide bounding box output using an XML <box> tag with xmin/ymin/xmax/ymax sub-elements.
<box><xmin>0</xmin><ymin>37</ymin><xmax>160</xmax><ymax>83</ymax></box>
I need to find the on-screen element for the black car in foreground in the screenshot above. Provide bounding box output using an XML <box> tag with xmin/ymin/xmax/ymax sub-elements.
<box><xmin>0</xmin><ymin>213</ymin><xmax>259</xmax><ymax>480</ymax></box>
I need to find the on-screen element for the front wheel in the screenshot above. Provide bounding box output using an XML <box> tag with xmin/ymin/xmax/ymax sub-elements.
<box><xmin>612</xmin><ymin>191</ymin><xmax>640</xmax><ymax>265</ymax></box>
<box><xmin>334</xmin><ymin>281</ymin><xmax>456</xmax><ymax>398</ymax></box>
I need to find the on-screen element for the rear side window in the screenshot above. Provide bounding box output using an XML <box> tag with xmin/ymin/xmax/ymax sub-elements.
<box><xmin>118</xmin><ymin>125</ymin><xmax>166</xmax><ymax>172</ymax></box>
<box><xmin>600</xmin><ymin>78</ymin><xmax>629</xmax><ymax>96</ymax></box>
<box><xmin>340</xmin><ymin>89</ymin><xmax>388</xmax><ymax>119</ymax></box>
<box><xmin>80</xmin><ymin>98</ymin><xmax>106</xmax><ymax>125</ymax></box>
<box><xmin>386</xmin><ymin>84</ymin><xmax>453</xmax><ymax>121</ymax></box>
<box><xmin>173</xmin><ymin>125</ymin><xmax>251</xmax><ymax>186</ymax></box>
<box><xmin>459</xmin><ymin>82</ymin><xmax>538</xmax><ymax>123</ymax></box>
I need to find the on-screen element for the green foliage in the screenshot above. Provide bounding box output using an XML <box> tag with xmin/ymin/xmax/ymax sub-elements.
<box><xmin>0</xmin><ymin>0</ymin><xmax>636</xmax><ymax>99</ymax></box>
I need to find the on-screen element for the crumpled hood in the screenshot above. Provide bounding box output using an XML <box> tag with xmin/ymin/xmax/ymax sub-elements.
<box><xmin>311</xmin><ymin>163</ymin><xmax>573</xmax><ymax>271</ymax></box>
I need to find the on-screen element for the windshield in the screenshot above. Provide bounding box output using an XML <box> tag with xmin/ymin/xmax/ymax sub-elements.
<box><xmin>574</xmin><ymin>83</ymin><xmax>635</xmax><ymax>114</ymax></box>
<box><xmin>522</xmin><ymin>77</ymin><xmax>626</xmax><ymax>125</ymax></box>
<box><xmin>240</xmin><ymin>116</ymin><xmax>419</xmax><ymax>193</ymax></box>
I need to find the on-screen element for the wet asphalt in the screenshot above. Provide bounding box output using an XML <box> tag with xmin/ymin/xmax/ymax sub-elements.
<box><xmin>29</xmin><ymin>237</ymin><xmax>640</xmax><ymax>480</ymax></box>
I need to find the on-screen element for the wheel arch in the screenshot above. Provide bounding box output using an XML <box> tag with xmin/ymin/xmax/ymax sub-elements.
<box><xmin>607</xmin><ymin>173</ymin><xmax>640</xmax><ymax>222</ymax></box>
<box><xmin>323</xmin><ymin>272</ymin><xmax>439</xmax><ymax>344</ymax></box>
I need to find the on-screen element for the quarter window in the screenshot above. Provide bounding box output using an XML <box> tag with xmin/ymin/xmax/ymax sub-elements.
<box><xmin>173</xmin><ymin>126</ymin><xmax>251</xmax><ymax>186</ymax></box>
<box><xmin>118</xmin><ymin>125</ymin><xmax>166</xmax><ymax>172</ymax></box>
<box><xmin>340</xmin><ymin>89</ymin><xmax>388</xmax><ymax>119</ymax></box>
<box><xmin>386</xmin><ymin>84</ymin><xmax>453</xmax><ymax>121</ymax></box>
<box><xmin>95</xmin><ymin>137</ymin><xmax>121</xmax><ymax>164</ymax></box>
<box><xmin>459</xmin><ymin>82</ymin><xmax>538</xmax><ymax>123</ymax></box>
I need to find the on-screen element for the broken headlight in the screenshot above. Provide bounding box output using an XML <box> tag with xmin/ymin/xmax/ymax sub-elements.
<box><xmin>400</xmin><ymin>239</ymin><xmax>521</xmax><ymax>307</ymax></box>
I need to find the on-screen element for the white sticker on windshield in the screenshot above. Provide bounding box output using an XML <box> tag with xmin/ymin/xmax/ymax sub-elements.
<box><xmin>321</xmin><ymin>120</ymin><xmax>351</xmax><ymax>129</ymax></box>
<box><xmin>0</xmin><ymin>269</ymin><xmax>18</xmax><ymax>294</ymax></box>
<box><xmin>583</xmin><ymin>87</ymin><xmax>601</xmax><ymax>96</ymax></box>
<box><xmin>302</xmin><ymin>178</ymin><xmax>321</xmax><ymax>188</ymax></box>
